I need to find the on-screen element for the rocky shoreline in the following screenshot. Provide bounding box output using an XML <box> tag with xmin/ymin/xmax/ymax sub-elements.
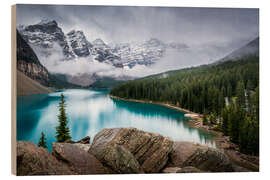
<box><xmin>108</xmin><ymin>95</ymin><xmax>259</xmax><ymax>171</ymax></box>
<box><xmin>17</xmin><ymin>128</ymin><xmax>258</xmax><ymax>175</ymax></box>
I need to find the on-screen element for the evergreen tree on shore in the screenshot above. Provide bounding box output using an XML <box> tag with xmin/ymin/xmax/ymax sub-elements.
<box><xmin>202</xmin><ymin>110</ymin><xmax>208</xmax><ymax>125</ymax></box>
<box><xmin>221</xmin><ymin>108</ymin><xmax>229</xmax><ymax>136</ymax></box>
<box><xmin>56</xmin><ymin>93</ymin><xmax>71</xmax><ymax>142</ymax></box>
<box><xmin>38</xmin><ymin>131</ymin><xmax>47</xmax><ymax>149</ymax></box>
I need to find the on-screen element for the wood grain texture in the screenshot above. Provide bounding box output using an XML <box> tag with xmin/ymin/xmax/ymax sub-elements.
<box><xmin>11</xmin><ymin>4</ymin><xmax>16</xmax><ymax>175</ymax></box>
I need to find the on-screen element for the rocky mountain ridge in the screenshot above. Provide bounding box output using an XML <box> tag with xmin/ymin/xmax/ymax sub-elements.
<box><xmin>66</xmin><ymin>30</ymin><xmax>91</xmax><ymax>57</ymax></box>
<box><xmin>18</xmin><ymin>19</ymin><xmax>259</xmax><ymax>88</ymax></box>
<box><xmin>18</xmin><ymin>19</ymin><xmax>189</xmax><ymax>69</ymax></box>
<box><xmin>17</xmin><ymin>29</ymin><xmax>50</xmax><ymax>86</ymax></box>
<box><xmin>218</xmin><ymin>37</ymin><xmax>259</xmax><ymax>63</ymax></box>
<box><xmin>19</xmin><ymin>20</ymin><xmax>75</xmax><ymax>60</ymax></box>
<box><xmin>17</xmin><ymin>29</ymin><xmax>81</xmax><ymax>90</ymax></box>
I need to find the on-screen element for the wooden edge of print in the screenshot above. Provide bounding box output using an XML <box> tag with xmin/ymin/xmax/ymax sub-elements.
<box><xmin>11</xmin><ymin>4</ymin><xmax>17</xmax><ymax>175</ymax></box>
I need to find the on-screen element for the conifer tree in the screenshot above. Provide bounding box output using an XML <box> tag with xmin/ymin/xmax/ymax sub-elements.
<box><xmin>221</xmin><ymin>108</ymin><xmax>229</xmax><ymax>136</ymax></box>
<box><xmin>236</xmin><ymin>80</ymin><xmax>246</xmax><ymax>108</ymax></box>
<box><xmin>38</xmin><ymin>131</ymin><xmax>47</xmax><ymax>149</ymax></box>
<box><xmin>56</xmin><ymin>93</ymin><xmax>71</xmax><ymax>142</ymax></box>
<box><xmin>209</xmin><ymin>113</ymin><xmax>217</xmax><ymax>124</ymax></box>
<box><xmin>202</xmin><ymin>110</ymin><xmax>208</xmax><ymax>125</ymax></box>
<box><xmin>251</xmin><ymin>87</ymin><xmax>259</xmax><ymax>121</ymax></box>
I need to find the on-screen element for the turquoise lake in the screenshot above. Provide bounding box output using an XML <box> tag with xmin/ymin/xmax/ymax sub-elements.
<box><xmin>17</xmin><ymin>89</ymin><xmax>216</xmax><ymax>151</ymax></box>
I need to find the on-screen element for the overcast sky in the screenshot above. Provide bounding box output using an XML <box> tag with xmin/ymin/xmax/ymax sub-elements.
<box><xmin>16</xmin><ymin>4</ymin><xmax>259</xmax><ymax>78</ymax></box>
<box><xmin>16</xmin><ymin>4</ymin><xmax>259</xmax><ymax>46</ymax></box>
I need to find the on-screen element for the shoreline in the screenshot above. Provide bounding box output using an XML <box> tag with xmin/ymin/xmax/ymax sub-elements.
<box><xmin>109</xmin><ymin>95</ymin><xmax>199</xmax><ymax>115</ymax></box>
<box><xmin>108</xmin><ymin>94</ymin><xmax>259</xmax><ymax>171</ymax></box>
<box><xmin>109</xmin><ymin>95</ymin><xmax>215</xmax><ymax>133</ymax></box>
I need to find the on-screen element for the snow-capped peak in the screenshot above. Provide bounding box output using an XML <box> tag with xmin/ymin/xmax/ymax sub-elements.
<box><xmin>37</xmin><ymin>19</ymin><xmax>58</xmax><ymax>26</ymax></box>
<box><xmin>66</xmin><ymin>30</ymin><xmax>91</xmax><ymax>57</ymax></box>
<box><xmin>92</xmin><ymin>38</ymin><xmax>106</xmax><ymax>46</ymax></box>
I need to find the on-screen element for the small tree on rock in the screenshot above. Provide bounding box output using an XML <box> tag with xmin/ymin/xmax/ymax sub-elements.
<box><xmin>56</xmin><ymin>93</ymin><xmax>71</xmax><ymax>142</ymax></box>
<box><xmin>38</xmin><ymin>131</ymin><xmax>47</xmax><ymax>149</ymax></box>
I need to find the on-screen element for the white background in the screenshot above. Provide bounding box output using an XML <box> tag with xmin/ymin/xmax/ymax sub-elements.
<box><xmin>1</xmin><ymin>0</ymin><xmax>269</xmax><ymax>179</ymax></box>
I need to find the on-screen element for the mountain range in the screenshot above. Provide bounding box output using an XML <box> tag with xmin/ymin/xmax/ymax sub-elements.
<box><xmin>217</xmin><ymin>37</ymin><xmax>259</xmax><ymax>63</ymax></box>
<box><xmin>136</xmin><ymin>37</ymin><xmax>259</xmax><ymax>80</ymax></box>
<box><xmin>17</xmin><ymin>19</ymin><xmax>259</xmax><ymax>88</ymax></box>
<box><xmin>18</xmin><ymin>19</ymin><xmax>189</xmax><ymax>70</ymax></box>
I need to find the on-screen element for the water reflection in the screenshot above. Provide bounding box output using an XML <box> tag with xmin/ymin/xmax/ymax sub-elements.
<box><xmin>17</xmin><ymin>89</ymin><xmax>216</xmax><ymax>151</ymax></box>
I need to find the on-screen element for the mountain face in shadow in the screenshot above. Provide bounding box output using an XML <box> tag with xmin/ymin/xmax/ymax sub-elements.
<box><xmin>17</xmin><ymin>29</ymin><xmax>50</xmax><ymax>86</ymax></box>
<box><xmin>218</xmin><ymin>37</ymin><xmax>259</xmax><ymax>63</ymax></box>
<box><xmin>16</xmin><ymin>29</ymin><xmax>81</xmax><ymax>91</ymax></box>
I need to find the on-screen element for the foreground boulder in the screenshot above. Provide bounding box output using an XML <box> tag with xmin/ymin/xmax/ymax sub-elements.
<box><xmin>89</xmin><ymin>128</ymin><xmax>174</xmax><ymax>173</ymax></box>
<box><xmin>183</xmin><ymin>148</ymin><xmax>234</xmax><ymax>172</ymax></box>
<box><xmin>94</xmin><ymin>143</ymin><xmax>144</xmax><ymax>173</ymax></box>
<box><xmin>52</xmin><ymin>143</ymin><xmax>114</xmax><ymax>174</ymax></box>
<box><xmin>17</xmin><ymin>141</ymin><xmax>73</xmax><ymax>175</ymax></box>
<box><xmin>167</xmin><ymin>141</ymin><xmax>208</xmax><ymax>168</ymax></box>
<box><xmin>73</xmin><ymin>143</ymin><xmax>92</xmax><ymax>152</ymax></box>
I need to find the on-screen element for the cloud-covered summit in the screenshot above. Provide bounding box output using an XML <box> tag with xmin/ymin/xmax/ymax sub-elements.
<box><xmin>16</xmin><ymin>5</ymin><xmax>259</xmax><ymax>46</ymax></box>
<box><xmin>16</xmin><ymin>5</ymin><xmax>259</xmax><ymax>82</ymax></box>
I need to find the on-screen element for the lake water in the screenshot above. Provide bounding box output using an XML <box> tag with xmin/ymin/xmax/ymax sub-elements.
<box><xmin>17</xmin><ymin>89</ymin><xmax>216</xmax><ymax>151</ymax></box>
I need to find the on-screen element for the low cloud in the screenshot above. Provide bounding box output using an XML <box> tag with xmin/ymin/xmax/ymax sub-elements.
<box><xmin>17</xmin><ymin>5</ymin><xmax>259</xmax><ymax>81</ymax></box>
<box><xmin>33</xmin><ymin>43</ymin><xmax>112</xmax><ymax>76</ymax></box>
<box><xmin>33</xmin><ymin>42</ymin><xmax>236</xmax><ymax>79</ymax></box>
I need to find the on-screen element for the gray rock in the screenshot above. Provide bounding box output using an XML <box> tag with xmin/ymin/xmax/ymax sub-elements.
<box><xmin>73</xmin><ymin>143</ymin><xmax>91</xmax><ymax>152</ymax></box>
<box><xmin>167</xmin><ymin>141</ymin><xmax>208</xmax><ymax>168</ymax></box>
<box><xmin>97</xmin><ymin>144</ymin><xmax>144</xmax><ymax>173</ymax></box>
<box><xmin>183</xmin><ymin>148</ymin><xmax>234</xmax><ymax>172</ymax></box>
<box><xmin>89</xmin><ymin>128</ymin><xmax>173</xmax><ymax>173</ymax></box>
<box><xmin>17</xmin><ymin>141</ymin><xmax>74</xmax><ymax>175</ymax></box>
<box><xmin>52</xmin><ymin>143</ymin><xmax>115</xmax><ymax>174</ymax></box>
